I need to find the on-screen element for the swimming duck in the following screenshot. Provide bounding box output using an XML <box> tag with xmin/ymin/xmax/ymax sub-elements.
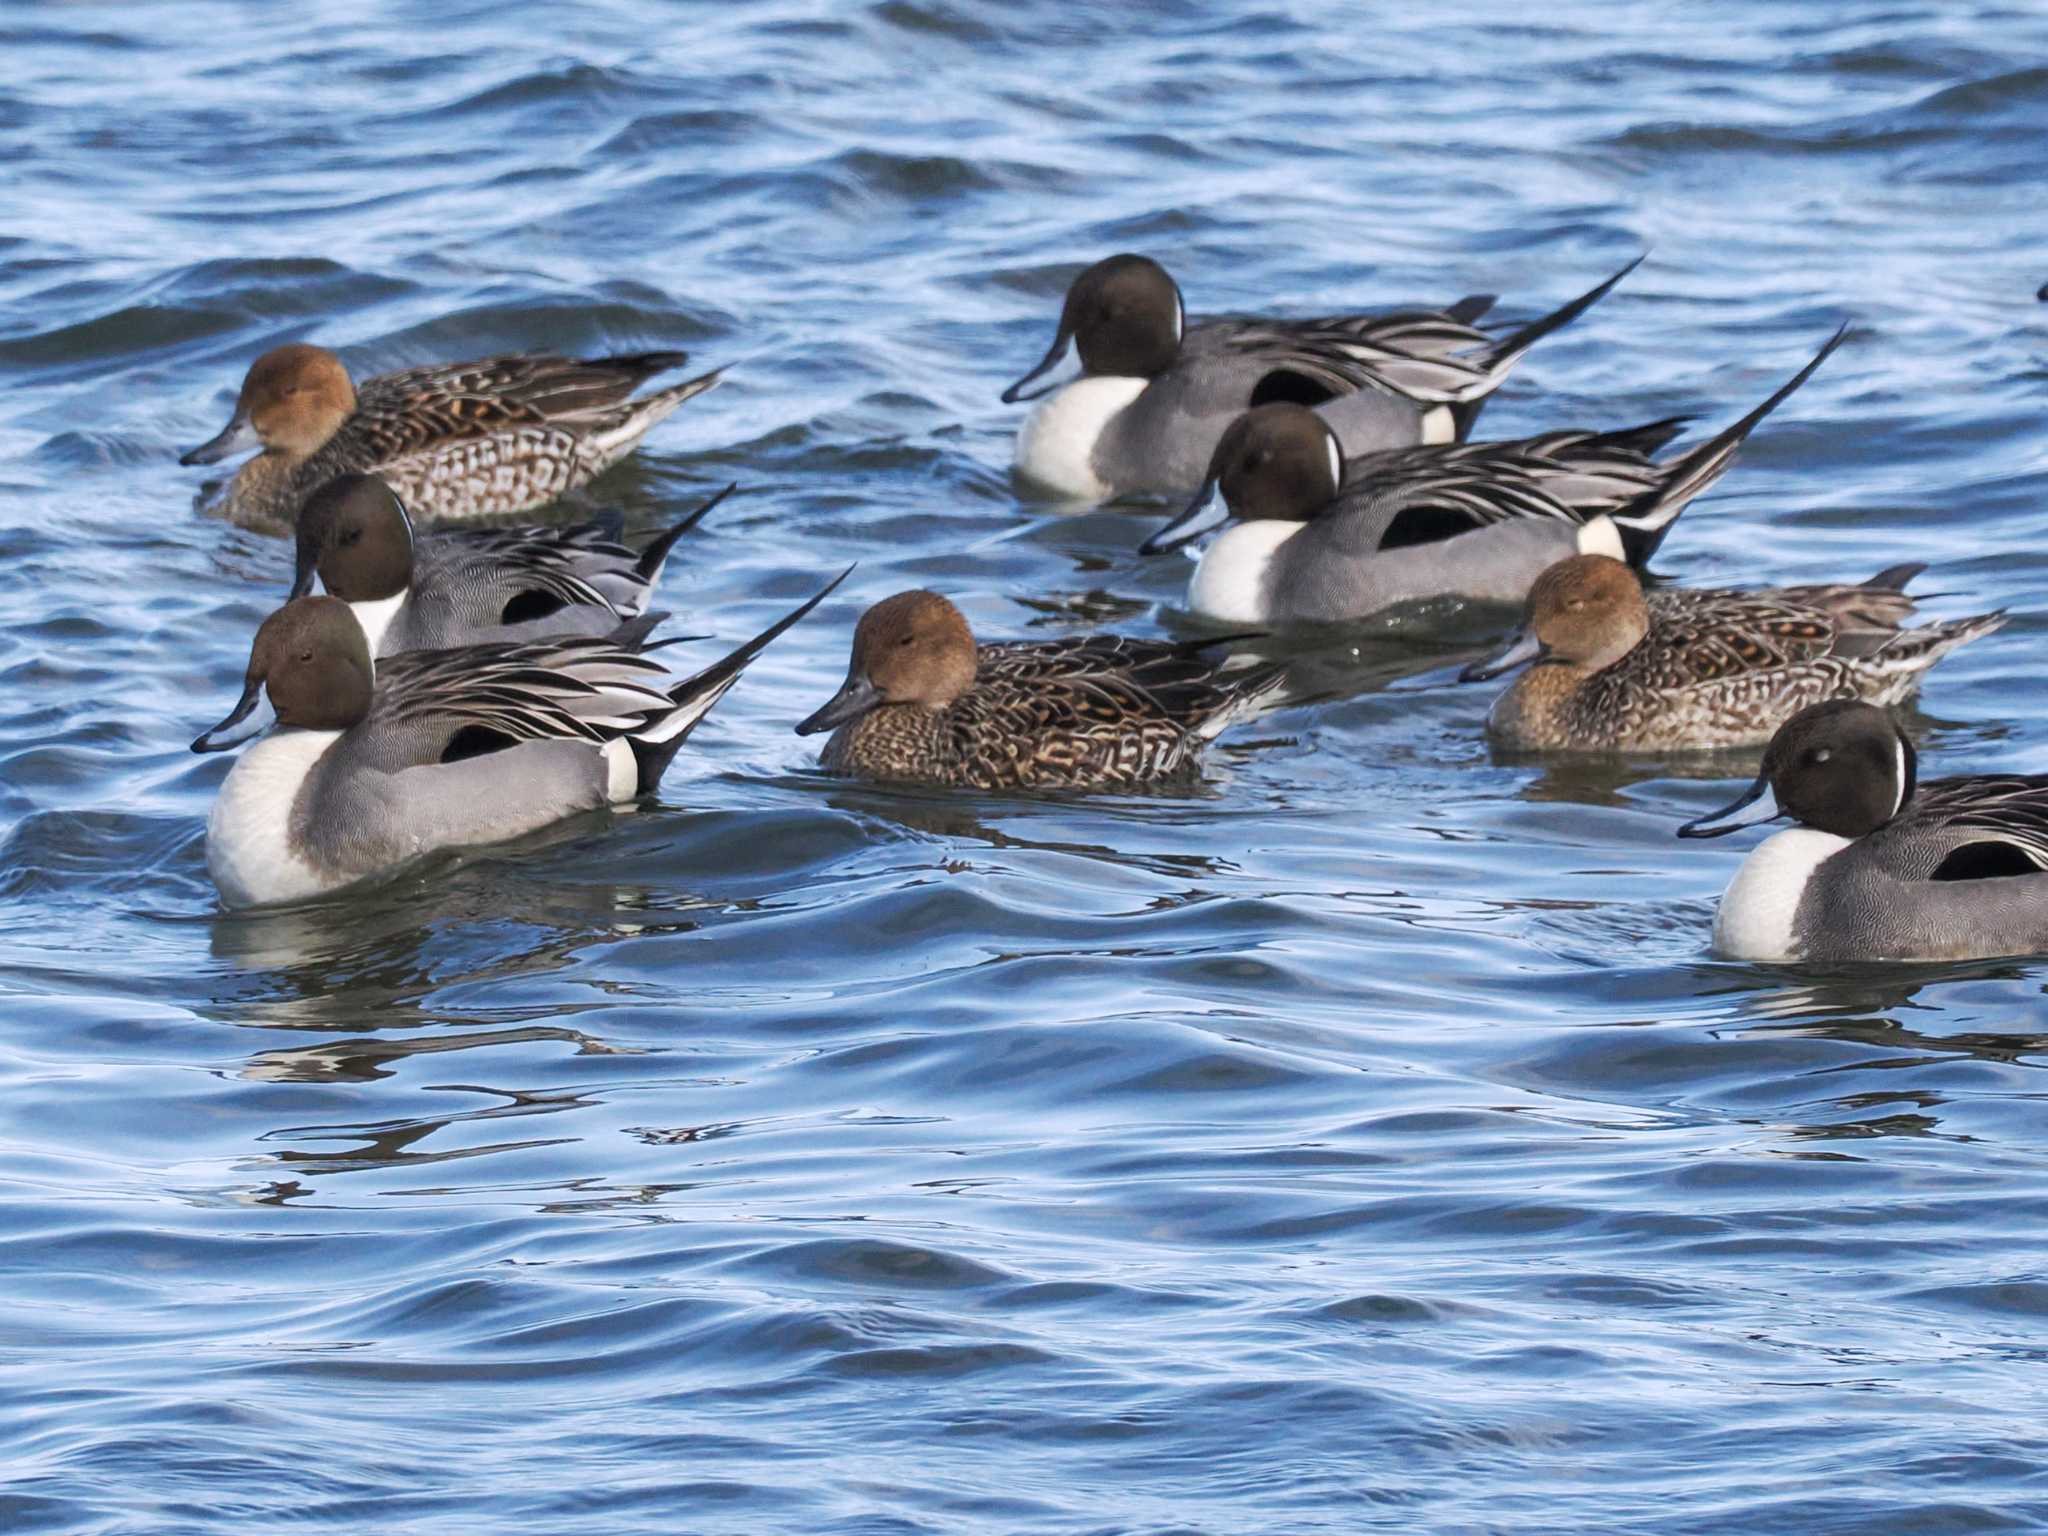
<box><xmin>1679</xmin><ymin>700</ymin><xmax>2048</xmax><ymax>962</ymax></box>
<box><xmin>291</xmin><ymin>472</ymin><xmax>729</xmax><ymax>656</ymax></box>
<box><xmin>1002</xmin><ymin>252</ymin><xmax>1640</xmax><ymax>501</ymax></box>
<box><xmin>1459</xmin><ymin>555</ymin><xmax>2003</xmax><ymax>752</ymax></box>
<box><xmin>795</xmin><ymin>590</ymin><xmax>1285</xmax><ymax>789</ymax></box>
<box><xmin>181</xmin><ymin>344</ymin><xmax>719</xmax><ymax>528</ymax></box>
<box><xmin>190</xmin><ymin>575</ymin><xmax>842</xmax><ymax>908</ymax></box>
<box><xmin>1141</xmin><ymin>328</ymin><xmax>1844</xmax><ymax>624</ymax></box>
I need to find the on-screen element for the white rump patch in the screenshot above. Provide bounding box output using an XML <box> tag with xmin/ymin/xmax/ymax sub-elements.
<box><xmin>1187</xmin><ymin>520</ymin><xmax>1303</xmax><ymax>624</ymax></box>
<box><xmin>1014</xmin><ymin>376</ymin><xmax>1149</xmax><ymax>501</ymax></box>
<box><xmin>1574</xmin><ymin>515</ymin><xmax>1625</xmax><ymax>561</ymax></box>
<box><xmin>602</xmin><ymin>737</ymin><xmax>637</xmax><ymax>801</ymax></box>
<box><xmin>1710</xmin><ymin>828</ymin><xmax>1850</xmax><ymax>961</ymax></box>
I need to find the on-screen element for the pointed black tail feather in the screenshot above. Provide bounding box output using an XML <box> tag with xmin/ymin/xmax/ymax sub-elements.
<box><xmin>1862</xmin><ymin>561</ymin><xmax>1928</xmax><ymax>593</ymax></box>
<box><xmin>627</xmin><ymin>566</ymin><xmax>854</xmax><ymax>791</ymax></box>
<box><xmin>636</xmin><ymin>483</ymin><xmax>736</xmax><ymax>583</ymax></box>
<box><xmin>586</xmin><ymin>349</ymin><xmax>692</xmax><ymax>381</ymax></box>
<box><xmin>605</xmin><ymin>611</ymin><xmax>670</xmax><ymax>650</ymax></box>
<box><xmin>1483</xmin><ymin>254</ymin><xmax>1646</xmax><ymax>371</ymax></box>
<box><xmin>1610</xmin><ymin>325</ymin><xmax>1848</xmax><ymax>567</ymax></box>
<box><xmin>1444</xmin><ymin>294</ymin><xmax>1497</xmax><ymax>325</ymax></box>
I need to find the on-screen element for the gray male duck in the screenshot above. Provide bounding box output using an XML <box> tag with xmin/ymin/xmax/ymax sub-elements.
<box><xmin>1002</xmin><ymin>252</ymin><xmax>1640</xmax><ymax>501</ymax></box>
<box><xmin>291</xmin><ymin>472</ymin><xmax>728</xmax><ymax>656</ymax></box>
<box><xmin>796</xmin><ymin>590</ymin><xmax>1285</xmax><ymax>790</ymax></box>
<box><xmin>1680</xmin><ymin>700</ymin><xmax>2048</xmax><ymax>962</ymax></box>
<box><xmin>182</xmin><ymin>343</ymin><xmax>720</xmax><ymax>529</ymax></box>
<box><xmin>191</xmin><ymin>576</ymin><xmax>842</xmax><ymax>909</ymax></box>
<box><xmin>1460</xmin><ymin>554</ymin><xmax>2003</xmax><ymax>752</ymax></box>
<box><xmin>1141</xmin><ymin>329</ymin><xmax>1844</xmax><ymax>625</ymax></box>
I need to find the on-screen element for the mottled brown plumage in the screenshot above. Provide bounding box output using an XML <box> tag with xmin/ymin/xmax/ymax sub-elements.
<box><xmin>182</xmin><ymin>343</ymin><xmax>719</xmax><ymax>530</ymax></box>
<box><xmin>1470</xmin><ymin>555</ymin><xmax>2003</xmax><ymax>752</ymax></box>
<box><xmin>797</xmin><ymin>591</ymin><xmax>1285</xmax><ymax>790</ymax></box>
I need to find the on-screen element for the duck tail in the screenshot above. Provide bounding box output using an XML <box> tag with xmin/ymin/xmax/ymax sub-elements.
<box><xmin>1194</xmin><ymin>661</ymin><xmax>1291</xmax><ymax>741</ymax></box>
<box><xmin>588</xmin><ymin>365</ymin><xmax>726</xmax><ymax>459</ymax></box>
<box><xmin>585</xmin><ymin>349</ymin><xmax>693</xmax><ymax>383</ymax></box>
<box><xmin>1610</xmin><ymin>325</ymin><xmax>1847</xmax><ymax>567</ymax></box>
<box><xmin>1874</xmin><ymin>608</ymin><xmax>2008</xmax><ymax>677</ymax></box>
<box><xmin>626</xmin><ymin>566</ymin><xmax>852</xmax><ymax>791</ymax></box>
<box><xmin>1479</xmin><ymin>254</ymin><xmax>1645</xmax><ymax>378</ymax></box>
<box><xmin>635</xmin><ymin>483</ymin><xmax>735</xmax><ymax>584</ymax></box>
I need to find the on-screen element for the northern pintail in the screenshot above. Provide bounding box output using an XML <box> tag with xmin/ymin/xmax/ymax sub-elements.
<box><xmin>190</xmin><ymin>575</ymin><xmax>843</xmax><ymax>909</ymax></box>
<box><xmin>1141</xmin><ymin>329</ymin><xmax>1845</xmax><ymax>625</ymax></box>
<box><xmin>795</xmin><ymin>590</ymin><xmax>1284</xmax><ymax>789</ymax></box>
<box><xmin>1679</xmin><ymin>700</ymin><xmax>2048</xmax><ymax>962</ymax></box>
<box><xmin>1002</xmin><ymin>252</ymin><xmax>1640</xmax><ymax>501</ymax></box>
<box><xmin>181</xmin><ymin>344</ymin><xmax>720</xmax><ymax>528</ymax></box>
<box><xmin>1459</xmin><ymin>555</ymin><xmax>2003</xmax><ymax>752</ymax></box>
<box><xmin>291</xmin><ymin>472</ymin><xmax>729</xmax><ymax>657</ymax></box>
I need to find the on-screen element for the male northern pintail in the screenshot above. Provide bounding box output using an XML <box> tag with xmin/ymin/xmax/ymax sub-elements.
<box><xmin>181</xmin><ymin>344</ymin><xmax>720</xmax><ymax>528</ymax></box>
<box><xmin>795</xmin><ymin>590</ymin><xmax>1285</xmax><ymax>789</ymax></box>
<box><xmin>190</xmin><ymin>576</ymin><xmax>842</xmax><ymax>909</ymax></box>
<box><xmin>1679</xmin><ymin>700</ymin><xmax>2048</xmax><ymax>962</ymax></box>
<box><xmin>1001</xmin><ymin>252</ymin><xmax>1641</xmax><ymax>501</ymax></box>
<box><xmin>291</xmin><ymin>472</ymin><xmax>729</xmax><ymax>657</ymax></box>
<box><xmin>1459</xmin><ymin>554</ymin><xmax>2003</xmax><ymax>752</ymax></box>
<box><xmin>1140</xmin><ymin>329</ymin><xmax>1845</xmax><ymax>625</ymax></box>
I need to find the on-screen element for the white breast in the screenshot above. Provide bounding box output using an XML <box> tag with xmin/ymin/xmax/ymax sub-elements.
<box><xmin>206</xmin><ymin>729</ymin><xmax>343</xmax><ymax>909</ymax></box>
<box><xmin>1710</xmin><ymin>828</ymin><xmax>1850</xmax><ymax>961</ymax></box>
<box><xmin>1013</xmin><ymin>376</ymin><xmax>1149</xmax><ymax>500</ymax></box>
<box><xmin>349</xmin><ymin>591</ymin><xmax>408</xmax><ymax>658</ymax></box>
<box><xmin>1186</xmin><ymin>520</ymin><xmax>1302</xmax><ymax>624</ymax></box>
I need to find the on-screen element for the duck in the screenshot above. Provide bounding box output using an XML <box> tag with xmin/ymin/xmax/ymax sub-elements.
<box><xmin>1458</xmin><ymin>554</ymin><xmax>2004</xmax><ymax>752</ymax></box>
<box><xmin>794</xmin><ymin>590</ymin><xmax>1285</xmax><ymax>789</ymax></box>
<box><xmin>290</xmin><ymin>472</ymin><xmax>730</xmax><ymax>657</ymax></box>
<box><xmin>180</xmin><ymin>343</ymin><xmax>720</xmax><ymax>529</ymax></box>
<box><xmin>189</xmin><ymin>574</ymin><xmax>843</xmax><ymax>909</ymax></box>
<box><xmin>1001</xmin><ymin>252</ymin><xmax>1641</xmax><ymax>501</ymax></box>
<box><xmin>1140</xmin><ymin>328</ymin><xmax>1844</xmax><ymax>625</ymax></box>
<box><xmin>1678</xmin><ymin>699</ymin><xmax>2048</xmax><ymax>962</ymax></box>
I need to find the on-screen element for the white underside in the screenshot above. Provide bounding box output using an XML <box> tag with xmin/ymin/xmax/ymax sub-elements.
<box><xmin>1419</xmin><ymin>405</ymin><xmax>1455</xmax><ymax>445</ymax></box>
<box><xmin>207</xmin><ymin>729</ymin><xmax>343</xmax><ymax>909</ymax></box>
<box><xmin>1710</xmin><ymin>828</ymin><xmax>1851</xmax><ymax>961</ymax></box>
<box><xmin>1014</xmin><ymin>376</ymin><xmax>1149</xmax><ymax>500</ymax></box>
<box><xmin>1574</xmin><ymin>515</ymin><xmax>1625</xmax><ymax>561</ymax></box>
<box><xmin>1186</xmin><ymin>520</ymin><xmax>1303</xmax><ymax>624</ymax></box>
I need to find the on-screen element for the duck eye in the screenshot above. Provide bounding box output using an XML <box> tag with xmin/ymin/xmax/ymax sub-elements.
<box><xmin>341</xmin><ymin>528</ymin><xmax>361</xmax><ymax>545</ymax></box>
<box><xmin>1813</xmin><ymin>748</ymin><xmax>1832</xmax><ymax>764</ymax></box>
<box><xmin>897</xmin><ymin>634</ymin><xmax>915</xmax><ymax>648</ymax></box>
<box><xmin>297</xmin><ymin>649</ymin><xmax>314</xmax><ymax>663</ymax></box>
<box><xmin>1565</xmin><ymin>599</ymin><xmax>1586</xmax><ymax>612</ymax></box>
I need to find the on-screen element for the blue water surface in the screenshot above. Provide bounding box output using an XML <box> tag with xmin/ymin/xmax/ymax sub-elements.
<box><xmin>3</xmin><ymin>3</ymin><xmax>2048</xmax><ymax>1532</ymax></box>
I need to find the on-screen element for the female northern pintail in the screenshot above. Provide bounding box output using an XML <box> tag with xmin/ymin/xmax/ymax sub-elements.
<box><xmin>291</xmin><ymin>472</ymin><xmax>729</xmax><ymax>657</ymax></box>
<box><xmin>1459</xmin><ymin>554</ymin><xmax>2003</xmax><ymax>752</ymax></box>
<box><xmin>1001</xmin><ymin>252</ymin><xmax>1640</xmax><ymax>501</ymax></box>
<box><xmin>181</xmin><ymin>343</ymin><xmax>720</xmax><ymax>529</ymax></box>
<box><xmin>795</xmin><ymin>590</ymin><xmax>1285</xmax><ymax>790</ymax></box>
<box><xmin>1679</xmin><ymin>700</ymin><xmax>2048</xmax><ymax>962</ymax></box>
<box><xmin>190</xmin><ymin>577</ymin><xmax>842</xmax><ymax>909</ymax></box>
<box><xmin>1140</xmin><ymin>329</ymin><xmax>1844</xmax><ymax>625</ymax></box>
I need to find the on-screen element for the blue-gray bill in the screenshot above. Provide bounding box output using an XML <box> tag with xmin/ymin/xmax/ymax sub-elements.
<box><xmin>796</xmin><ymin>673</ymin><xmax>882</xmax><ymax>736</ymax></box>
<box><xmin>1677</xmin><ymin>775</ymin><xmax>1783</xmax><ymax>838</ymax></box>
<box><xmin>180</xmin><ymin>413</ymin><xmax>259</xmax><ymax>466</ymax></box>
<box><xmin>192</xmin><ymin>678</ymin><xmax>274</xmax><ymax>753</ymax></box>
<box><xmin>1459</xmin><ymin>630</ymin><xmax>1549</xmax><ymax>684</ymax></box>
<box><xmin>1000</xmin><ymin>332</ymin><xmax>1078</xmax><ymax>404</ymax></box>
<box><xmin>1139</xmin><ymin>477</ymin><xmax>1227</xmax><ymax>556</ymax></box>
